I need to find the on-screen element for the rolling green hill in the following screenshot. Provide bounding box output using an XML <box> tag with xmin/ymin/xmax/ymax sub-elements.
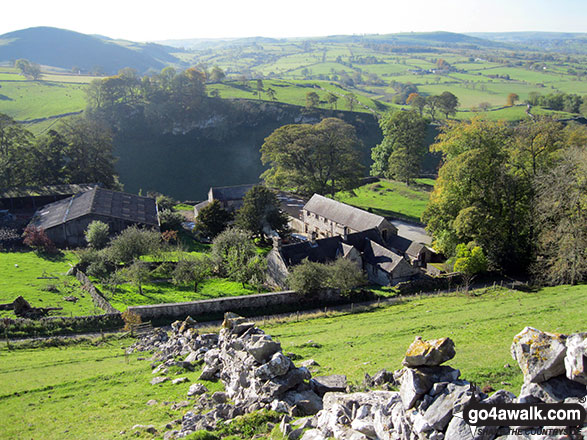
<box><xmin>0</xmin><ymin>27</ymin><xmax>184</xmax><ymax>74</ymax></box>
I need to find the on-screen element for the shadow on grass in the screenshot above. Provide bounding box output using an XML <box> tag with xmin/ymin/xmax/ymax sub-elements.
<box><xmin>35</xmin><ymin>250</ymin><xmax>67</xmax><ymax>262</ymax></box>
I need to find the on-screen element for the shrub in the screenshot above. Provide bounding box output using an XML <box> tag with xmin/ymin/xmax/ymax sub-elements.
<box><xmin>211</xmin><ymin>227</ymin><xmax>257</xmax><ymax>277</ymax></box>
<box><xmin>106</xmin><ymin>226</ymin><xmax>162</xmax><ymax>263</ymax></box>
<box><xmin>194</xmin><ymin>200</ymin><xmax>233</xmax><ymax>239</ymax></box>
<box><xmin>327</xmin><ymin>257</ymin><xmax>367</xmax><ymax>295</ymax></box>
<box><xmin>84</xmin><ymin>221</ymin><xmax>110</xmax><ymax>249</ymax></box>
<box><xmin>22</xmin><ymin>226</ymin><xmax>57</xmax><ymax>254</ymax></box>
<box><xmin>287</xmin><ymin>259</ymin><xmax>330</xmax><ymax>295</ymax></box>
<box><xmin>159</xmin><ymin>209</ymin><xmax>184</xmax><ymax>232</ymax></box>
<box><xmin>121</xmin><ymin>310</ymin><xmax>142</xmax><ymax>331</ymax></box>
<box><xmin>183</xmin><ymin>431</ymin><xmax>220</xmax><ymax>440</ymax></box>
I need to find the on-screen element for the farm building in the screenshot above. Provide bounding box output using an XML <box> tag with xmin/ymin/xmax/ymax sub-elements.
<box><xmin>267</xmin><ymin>228</ymin><xmax>420</xmax><ymax>288</ymax></box>
<box><xmin>299</xmin><ymin>194</ymin><xmax>398</xmax><ymax>241</ymax></box>
<box><xmin>194</xmin><ymin>184</ymin><xmax>256</xmax><ymax>217</ymax></box>
<box><xmin>0</xmin><ymin>183</ymin><xmax>97</xmax><ymax>212</ymax></box>
<box><xmin>28</xmin><ymin>187</ymin><xmax>159</xmax><ymax>247</ymax></box>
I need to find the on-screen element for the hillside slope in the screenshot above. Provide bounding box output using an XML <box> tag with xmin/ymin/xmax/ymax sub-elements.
<box><xmin>0</xmin><ymin>27</ymin><xmax>181</xmax><ymax>74</ymax></box>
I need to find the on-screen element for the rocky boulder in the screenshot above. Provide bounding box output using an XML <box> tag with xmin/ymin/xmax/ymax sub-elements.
<box><xmin>564</xmin><ymin>332</ymin><xmax>587</xmax><ymax>385</ymax></box>
<box><xmin>402</xmin><ymin>336</ymin><xmax>456</xmax><ymax>367</ymax></box>
<box><xmin>511</xmin><ymin>327</ymin><xmax>567</xmax><ymax>383</ymax></box>
<box><xmin>310</xmin><ymin>375</ymin><xmax>348</xmax><ymax>397</ymax></box>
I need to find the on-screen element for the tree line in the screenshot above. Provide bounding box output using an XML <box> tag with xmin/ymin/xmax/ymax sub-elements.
<box><xmin>0</xmin><ymin>114</ymin><xmax>119</xmax><ymax>190</ymax></box>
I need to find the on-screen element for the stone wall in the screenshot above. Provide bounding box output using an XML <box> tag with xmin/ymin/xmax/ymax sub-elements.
<box><xmin>75</xmin><ymin>269</ymin><xmax>119</xmax><ymax>314</ymax></box>
<box><xmin>127</xmin><ymin>289</ymin><xmax>345</xmax><ymax>321</ymax></box>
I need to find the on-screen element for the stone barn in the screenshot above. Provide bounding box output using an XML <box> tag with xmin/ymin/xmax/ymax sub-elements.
<box><xmin>299</xmin><ymin>194</ymin><xmax>398</xmax><ymax>241</ymax></box>
<box><xmin>194</xmin><ymin>184</ymin><xmax>256</xmax><ymax>217</ymax></box>
<box><xmin>28</xmin><ymin>187</ymin><xmax>159</xmax><ymax>247</ymax></box>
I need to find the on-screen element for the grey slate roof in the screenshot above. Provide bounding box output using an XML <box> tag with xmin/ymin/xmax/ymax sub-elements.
<box><xmin>303</xmin><ymin>194</ymin><xmax>387</xmax><ymax>231</ymax></box>
<box><xmin>30</xmin><ymin>188</ymin><xmax>159</xmax><ymax>230</ymax></box>
<box><xmin>362</xmin><ymin>239</ymin><xmax>406</xmax><ymax>273</ymax></box>
<box><xmin>210</xmin><ymin>184</ymin><xmax>255</xmax><ymax>202</ymax></box>
<box><xmin>279</xmin><ymin>228</ymin><xmax>384</xmax><ymax>267</ymax></box>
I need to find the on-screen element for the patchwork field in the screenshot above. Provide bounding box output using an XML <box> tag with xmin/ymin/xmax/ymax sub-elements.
<box><xmin>0</xmin><ymin>284</ymin><xmax>584</xmax><ymax>439</ymax></box>
<box><xmin>0</xmin><ymin>251</ymin><xmax>103</xmax><ymax>318</ymax></box>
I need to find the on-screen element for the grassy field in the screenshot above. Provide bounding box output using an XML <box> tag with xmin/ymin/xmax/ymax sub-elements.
<box><xmin>0</xmin><ymin>284</ymin><xmax>584</xmax><ymax>439</ymax></box>
<box><xmin>0</xmin><ymin>251</ymin><xmax>103</xmax><ymax>317</ymax></box>
<box><xmin>335</xmin><ymin>179</ymin><xmax>431</xmax><ymax>222</ymax></box>
<box><xmin>266</xmin><ymin>284</ymin><xmax>587</xmax><ymax>392</ymax></box>
<box><xmin>0</xmin><ymin>337</ymin><xmax>224</xmax><ymax>440</ymax></box>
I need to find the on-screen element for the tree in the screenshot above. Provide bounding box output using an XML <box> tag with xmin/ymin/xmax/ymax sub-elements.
<box><xmin>507</xmin><ymin>93</ymin><xmax>519</xmax><ymax>107</ymax></box>
<box><xmin>256</xmin><ymin>79</ymin><xmax>264</xmax><ymax>100</ymax></box>
<box><xmin>477</xmin><ymin>102</ymin><xmax>491</xmax><ymax>112</ymax></box>
<box><xmin>287</xmin><ymin>259</ymin><xmax>330</xmax><ymax>295</ymax></box>
<box><xmin>453</xmin><ymin>243</ymin><xmax>488</xmax><ymax>290</ymax></box>
<box><xmin>345</xmin><ymin>93</ymin><xmax>357</xmax><ymax>111</ymax></box>
<box><xmin>266</xmin><ymin>88</ymin><xmax>277</xmax><ymax>101</ymax></box>
<box><xmin>211</xmin><ymin>227</ymin><xmax>257</xmax><ymax>278</ymax></box>
<box><xmin>173</xmin><ymin>256</ymin><xmax>213</xmax><ymax>292</ymax></box>
<box><xmin>194</xmin><ymin>200</ymin><xmax>233</xmax><ymax>239</ymax></box>
<box><xmin>22</xmin><ymin>226</ymin><xmax>57</xmax><ymax>254</ymax></box>
<box><xmin>85</xmin><ymin>221</ymin><xmax>110</xmax><ymax>249</ymax></box>
<box><xmin>106</xmin><ymin>226</ymin><xmax>162</xmax><ymax>264</ymax></box>
<box><xmin>15</xmin><ymin>59</ymin><xmax>41</xmax><ymax>80</ymax></box>
<box><xmin>327</xmin><ymin>258</ymin><xmax>366</xmax><ymax>295</ymax></box>
<box><xmin>306</xmin><ymin>91</ymin><xmax>320</xmax><ymax>109</ymax></box>
<box><xmin>422</xmin><ymin>118</ymin><xmax>532</xmax><ymax>272</ymax></box>
<box><xmin>209</xmin><ymin>66</ymin><xmax>225</xmax><ymax>83</ymax></box>
<box><xmin>370</xmin><ymin>110</ymin><xmax>428</xmax><ymax>185</ymax></box>
<box><xmin>55</xmin><ymin>117</ymin><xmax>119</xmax><ymax>189</ymax></box>
<box><xmin>425</xmin><ymin>95</ymin><xmax>440</xmax><ymax>121</ymax></box>
<box><xmin>31</xmin><ymin>130</ymin><xmax>68</xmax><ymax>185</ymax></box>
<box><xmin>533</xmin><ymin>146</ymin><xmax>587</xmax><ymax>285</ymax></box>
<box><xmin>326</xmin><ymin>92</ymin><xmax>339</xmax><ymax>110</ymax></box>
<box><xmin>235</xmin><ymin>186</ymin><xmax>289</xmax><ymax>238</ymax></box>
<box><xmin>261</xmin><ymin>118</ymin><xmax>364</xmax><ymax>197</ymax></box>
<box><xmin>124</xmin><ymin>261</ymin><xmax>151</xmax><ymax>295</ymax></box>
<box><xmin>406</xmin><ymin>93</ymin><xmax>426</xmax><ymax>117</ymax></box>
<box><xmin>0</xmin><ymin>113</ymin><xmax>35</xmax><ymax>189</ymax></box>
<box><xmin>437</xmin><ymin>91</ymin><xmax>459</xmax><ymax>119</ymax></box>
<box><xmin>159</xmin><ymin>209</ymin><xmax>184</xmax><ymax>232</ymax></box>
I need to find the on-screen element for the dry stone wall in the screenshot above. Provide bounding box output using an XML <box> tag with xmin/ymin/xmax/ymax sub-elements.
<box><xmin>130</xmin><ymin>317</ymin><xmax>586</xmax><ymax>440</ymax></box>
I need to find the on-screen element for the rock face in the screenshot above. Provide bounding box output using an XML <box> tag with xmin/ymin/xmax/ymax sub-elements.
<box><xmin>131</xmin><ymin>318</ymin><xmax>586</xmax><ymax>440</ymax></box>
<box><xmin>402</xmin><ymin>336</ymin><xmax>456</xmax><ymax>367</ymax></box>
<box><xmin>511</xmin><ymin>327</ymin><xmax>567</xmax><ymax>383</ymax></box>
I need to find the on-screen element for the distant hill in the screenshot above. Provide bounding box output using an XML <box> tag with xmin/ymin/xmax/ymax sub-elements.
<box><xmin>0</xmin><ymin>27</ymin><xmax>184</xmax><ymax>74</ymax></box>
<box><xmin>158</xmin><ymin>31</ymin><xmax>507</xmax><ymax>50</ymax></box>
<box><xmin>466</xmin><ymin>32</ymin><xmax>587</xmax><ymax>53</ymax></box>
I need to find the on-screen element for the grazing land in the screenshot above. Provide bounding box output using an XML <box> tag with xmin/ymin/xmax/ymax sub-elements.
<box><xmin>335</xmin><ymin>179</ymin><xmax>432</xmax><ymax>222</ymax></box>
<box><xmin>0</xmin><ymin>251</ymin><xmax>102</xmax><ymax>318</ymax></box>
<box><xmin>0</xmin><ymin>284</ymin><xmax>584</xmax><ymax>439</ymax></box>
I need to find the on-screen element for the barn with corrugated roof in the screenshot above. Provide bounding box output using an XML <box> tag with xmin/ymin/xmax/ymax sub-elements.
<box><xmin>28</xmin><ymin>187</ymin><xmax>159</xmax><ymax>247</ymax></box>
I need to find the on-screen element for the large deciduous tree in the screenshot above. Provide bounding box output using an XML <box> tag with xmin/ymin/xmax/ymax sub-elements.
<box><xmin>0</xmin><ymin>114</ymin><xmax>35</xmax><ymax>188</ymax></box>
<box><xmin>260</xmin><ymin>118</ymin><xmax>364</xmax><ymax>197</ymax></box>
<box><xmin>194</xmin><ymin>200</ymin><xmax>233</xmax><ymax>239</ymax></box>
<box><xmin>370</xmin><ymin>110</ymin><xmax>427</xmax><ymax>185</ymax></box>
<box><xmin>235</xmin><ymin>185</ymin><xmax>289</xmax><ymax>238</ymax></box>
<box><xmin>422</xmin><ymin>118</ymin><xmax>532</xmax><ymax>272</ymax></box>
<box><xmin>437</xmin><ymin>91</ymin><xmax>459</xmax><ymax>119</ymax></box>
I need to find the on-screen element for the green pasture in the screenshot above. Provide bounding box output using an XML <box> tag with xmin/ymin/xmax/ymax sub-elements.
<box><xmin>0</xmin><ymin>251</ymin><xmax>102</xmax><ymax>317</ymax></box>
<box><xmin>335</xmin><ymin>179</ymin><xmax>431</xmax><ymax>222</ymax></box>
<box><xmin>267</xmin><ymin>284</ymin><xmax>587</xmax><ymax>391</ymax></box>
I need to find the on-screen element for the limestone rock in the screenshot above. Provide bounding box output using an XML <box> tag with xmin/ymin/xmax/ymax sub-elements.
<box><xmin>255</xmin><ymin>352</ymin><xmax>294</xmax><ymax>380</ymax></box>
<box><xmin>564</xmin><ymin>332</ymin><xmax>587</xmax><ymax>385</ymax></box>
<box><xmin>398</xmin><ymin>366</ymin><xmax>460</xmax><ymax>409</ymax></box>
<box><xmin>300</xmin><ymin>429</ymin><xmax>327</xmax><ymax>440</ymax></box>
<box><xmin>131</xmin><ymin>424</ymin><xmax>157</xmax><ymax>434</ymax></box>
<box><xmin>511</xmin><ymin>327</ymin><xmax>567</xmax><ymax>383</ymax></box>
<box><xmin>300</xmin><ymin>359</ymin><xmax>320</xmax><ymax>368</ymax></box>
<box><xmin>403</xmin><ymin>336</ymin><xmax>456</xmax><ymax>367</ymax></box>
<box><xmin>444</xmin><ymin>416</ymin><xmax>475</xmax><ymax>440</ymax></box>
<box><xmin>172</xmin><ymin>377</ymin><xmax>188</xmax><ymax>385</ymax></box>
<box><xmin>150</xmin><ymin>376</ymin><xmax>170</xmax><ymax>385</ymax></box>
<box><xmin>284</xmin><ymin>389</ymin><xmax>323</xmax><ymax>416</ymax></box>
<box><xmin>247</xmin><ymin>335</ymin><xmax>282</xmax><ymax>364</ymax></box>
<box><xmin>422</xmin><ymin>381</ymin><xmax>471</xmax><ymax>431</ymax></box>
<box><xmin>517</xmin><ymin>375</ymin><xmax>586</xmax><ymax>403</ymax></box>
<box><xmin>310</xmin><ymin>375</ymin><xmax>348</xmax><ymax>397</ymax></box>
<box><xmin>187</xmin><ymin>383</ymin><xmax>208</xmax><ymax>396</ymax></box>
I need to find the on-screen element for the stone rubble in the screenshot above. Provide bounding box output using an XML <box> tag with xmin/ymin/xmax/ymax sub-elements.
<box><xmin>127</xmin><ymin>315</ymin><xmax>586</xmax><ymax>440</ymax></box>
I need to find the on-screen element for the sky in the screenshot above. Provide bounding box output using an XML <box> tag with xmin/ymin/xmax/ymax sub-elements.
<box><xmin>1</xmin><ymin>0</ymin><xmax>586</xmax><ymax>41</ymax></box>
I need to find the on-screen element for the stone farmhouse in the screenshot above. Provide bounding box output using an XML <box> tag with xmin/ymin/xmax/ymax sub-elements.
<box><xmin>28</xmin><ymin>187</ymin><xmax>159</xmax><ymax>247</ymax></box>
<box><xmin>299</xmin><ymin>194</ymin><xmax>397</xmax><ymax>241</ymax></box>
<box><xmin>267</xmin><ymin>228</ymin><xmax>421</xmax><ymax>288</ymax></box>
<box><xmin>194</xmin><ymin>184</ymin><xmax>256</xmax><ymax>217</ymax></box>
<box><xmin>0</xmin><ymin>183</ymin><xmax>97</xmax><ymax>212</ymax></box>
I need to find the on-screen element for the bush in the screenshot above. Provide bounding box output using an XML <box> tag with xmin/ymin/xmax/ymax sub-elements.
<box><xmin>106</xmin><ymin>226</ymin><xmax>163</xmax><ymax>263</ymax></box>
<box><xmin>211</xmin><ymin>227</ymin><xmax>257</xmax><ymax>277</ymax></box>
<box><xmin>159</xmin><ymin>209</ymin><xmax>184</xmax><ymax>232</ymax></box>
<box><xmin>183</xmin><ymin>431</ymin><xmax>220</xmax><ymax>440</ymax></box>
<box><xmin>22</xmin><ymin>226</ymin><xmax>57</xmax><ymax>254</ymax></box>
<box><xmin>121</xmin><ymin>310</ymin><xmax>142</xmax><ymax>331</ymax></box>
<box><xmin>287</xmin><ymin>259</ymin><xmax>330</xmax><ymax>295</ymax></box>
<box><xmin>327</xmin><ymin>257</ymin><xmax>367</xmax><ymax>295</ymax></box>
<box><xmin>84</xmin><ymin>221</ymin><xmax>110</xmax><ymax>249</ymax></box>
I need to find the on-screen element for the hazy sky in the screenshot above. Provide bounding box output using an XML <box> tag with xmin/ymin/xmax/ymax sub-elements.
<box><xmin>2</xmin><ymin>0</ymin><xmax>586</xmax><ymax>41</ymax></box>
